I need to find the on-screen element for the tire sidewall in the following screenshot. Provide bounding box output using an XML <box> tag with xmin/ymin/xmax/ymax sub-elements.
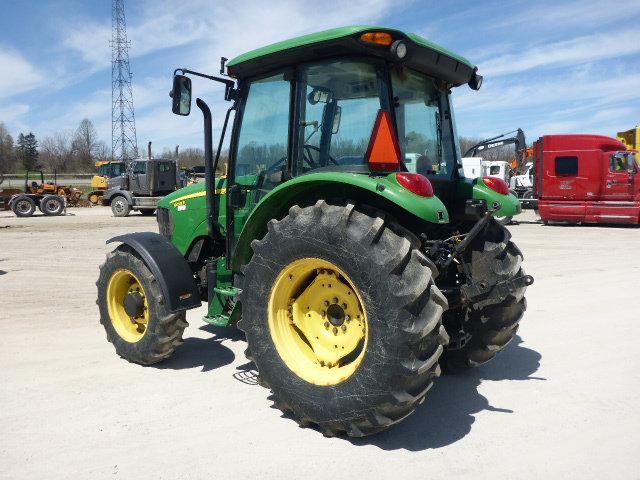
<box><xmin>40</xmin><ymin>195</ymin><xmax>64</xmax><ymax>215</ymax></box>
<box><xmin>97</xmin><ymin>252</ymin><xmax>167</xmax><ymax>361</ymax></box>
<box><xmin>12</xmin><ymin>196</ymin><xmax>36</xmax><ymax>217</ymax></box>
<box><xmin>242</xmin><ymin>211</ymin><xmax>427</xmax><ymax>422</ymax></box>
<box><xmin>111</xmin><ymin>196</ymin><xmax>130</xmax><ymax>217</ymax></box>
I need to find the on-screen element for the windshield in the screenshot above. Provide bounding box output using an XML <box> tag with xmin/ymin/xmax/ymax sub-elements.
<box><xmin>391</xmin><ymin>68</ymin><xmax>458</xmax><ymax>178</ymax></box>
<box><xmin>610</xmin><ymin>152</ymin><xmax>638</xmax><ymax>172</ymax></box>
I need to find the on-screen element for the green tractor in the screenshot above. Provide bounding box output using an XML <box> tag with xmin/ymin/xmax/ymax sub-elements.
<box><xmin>96</xmin><ymin>26</ymin><xmax>531</xmax><ymax>437</ymax></box>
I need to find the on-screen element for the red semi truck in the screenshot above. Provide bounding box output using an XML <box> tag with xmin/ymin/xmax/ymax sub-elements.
<box><xmin>533</xmin><ymin>134</ymin><xmax>639</xmax><ymax>224</ymax></box>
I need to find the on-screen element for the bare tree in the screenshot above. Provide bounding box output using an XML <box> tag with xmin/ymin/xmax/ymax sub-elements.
<box><xmin>72</xmin><ymin>118</ymin><xmax>100</xmax><ymax>171</ymax></box>
<box><xmin>40</xmin><ymin>131</ymin><xmax>74</xmax><ymax>172</ymax></box>
<box><xmin>0</xmin><ymin>122</ymin><xmax>16</xmax><ymax>174</ymax></box>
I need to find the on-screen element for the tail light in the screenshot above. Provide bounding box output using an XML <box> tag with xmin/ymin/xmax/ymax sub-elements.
<box><xmin>396</xmin><ymin>173</ymin><xmax>434</xmax><ymax>197</ymax></box>
<box><xmin>482</xmin><ymin>176</ymin><xmax>510</xmax><ymax>195</ymax></box>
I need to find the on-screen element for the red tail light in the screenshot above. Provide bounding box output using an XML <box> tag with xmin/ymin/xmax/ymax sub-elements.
<box><xmin>482</xmin><ymin>176</ymin><xmax>510</xmax><ymax>195</ymax></box>
<box><xmin>396</xmin><ymin>173</ymin><xmax>434</xmax><ymax>197</ymax></box>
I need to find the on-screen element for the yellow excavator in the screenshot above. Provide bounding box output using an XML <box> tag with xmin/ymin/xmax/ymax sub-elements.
<box><xmin>617</xmin><ymin>126</ymin><xmax>639</xmax><ymax>152</ymax></box>
<box><xmin>88</xmin><ymin>160</ymin><xmax>126</xmax><ymax>204</ymax></box>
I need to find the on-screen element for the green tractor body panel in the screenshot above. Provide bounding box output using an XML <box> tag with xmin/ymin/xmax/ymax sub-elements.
<box><xmin>231</xmin><ymin>171</ymin><xmax>449</xmax><ymax>271</ymax></box>
<box><xmin>464</xmin><ymin>178</ymin><xmax>521</xmax><ymax>217</ymax></box>
<box><xmin>225</xmin><ymin>26</ymin><xmax>478</xmax><ymax>88</ymax></box>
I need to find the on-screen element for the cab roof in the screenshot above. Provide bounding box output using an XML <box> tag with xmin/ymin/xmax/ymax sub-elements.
<box><xmin>226</xmin><ymin>26</ymin><xmax>478</xmax><ymax>88</ymax></box>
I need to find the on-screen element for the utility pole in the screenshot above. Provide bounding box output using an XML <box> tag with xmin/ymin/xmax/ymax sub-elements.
<box><xmin>111</xmin><ymin>0</ymin><xmax>138</xmax><ymax>161</ymax></box>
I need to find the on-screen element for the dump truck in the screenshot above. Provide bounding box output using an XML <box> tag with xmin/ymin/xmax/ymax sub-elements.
<box><xmin>96</xmin><ymin>26</ymin><xmax>530</xmax><ymax>437</ymax></box>
<box><xmin>87</xmin><ymin>160</ymin><xmax>126</xmax><ymax>204</ymax></box>
<box><xmin>534</xmin><ymin>134</ymin><xmax>639</xmax><ymax>224</ymax></box>
<box><xmin>101</xmin><ymin>144</ymin><xmax>181</xmax><ymax>216</ymax></box>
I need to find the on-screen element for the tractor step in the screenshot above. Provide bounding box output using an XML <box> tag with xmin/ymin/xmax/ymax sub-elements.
<box><xmin>213</xmin><ymin>286</ymin><xmax>242</xmax><ymax>297</ymax></box>
<box><xmin>202</xmin><ymin>313</ymin><xmax>232</xmax><ymax>327</ymax></box>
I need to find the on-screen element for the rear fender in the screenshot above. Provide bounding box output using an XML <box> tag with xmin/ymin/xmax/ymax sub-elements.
<box><xmin>107</xmin><ymin>232</ymin><xmax>201</xmax><ymax>312</ymax></box>
<box><xmin>231</xmin><ymin>172</ymin><xmax>449</xmax><ymax>271</ymax></box>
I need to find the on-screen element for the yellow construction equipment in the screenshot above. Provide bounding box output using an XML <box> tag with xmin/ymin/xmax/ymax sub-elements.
<box><xmin>617</xmin><ymin>126</ymin><xmax>640</xmax><ymax>151</ymax></box>
<box><xmin>88</xmin><ymin>160</ymin><xmax>126</xmax><ymax>204</ymax></box>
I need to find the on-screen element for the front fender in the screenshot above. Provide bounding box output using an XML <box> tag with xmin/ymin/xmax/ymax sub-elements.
<box><xmin>232</xmin><ymin>172</ymin><xmax>449</xmax><ymax>271</ymax></box>
<box><xmin>107</xmin><ymin>232</ymin><xmax>201</xmax><ymax>313</ymax></box>
<box><xmin>472</xmin><ymin>178</ymin><xmax>521</xmax><ymax>217</ymax></box>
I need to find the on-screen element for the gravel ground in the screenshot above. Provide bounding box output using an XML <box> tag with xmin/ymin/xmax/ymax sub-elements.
<box><xmin>0</xmin><ymin>207</ymin><xmax>638</xmax><ymax>479</ymax></box>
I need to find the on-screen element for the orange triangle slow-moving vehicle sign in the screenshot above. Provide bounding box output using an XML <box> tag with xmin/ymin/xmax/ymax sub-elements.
<box><xmin>365</xmin><ymin>110</ymin><xmax>401</xmax><ymax>172</ymax></box>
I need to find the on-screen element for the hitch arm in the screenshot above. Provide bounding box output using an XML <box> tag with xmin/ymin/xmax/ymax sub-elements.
<box><xmin>439</xmin><ymin>207</ymin><xmax>496</xmax><ymax>270</ymax></box>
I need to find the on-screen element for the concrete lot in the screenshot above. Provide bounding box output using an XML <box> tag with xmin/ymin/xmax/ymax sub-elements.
<box><xmin>1</xmin><ymin>207</ymin><xmax>639</xmax><ymax>479</ymax></box>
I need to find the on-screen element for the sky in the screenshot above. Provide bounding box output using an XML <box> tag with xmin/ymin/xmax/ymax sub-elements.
<box><xmin>1</xmin><ymin>0</ymin><xmax>639</xmax><ymax>155</ymax></box>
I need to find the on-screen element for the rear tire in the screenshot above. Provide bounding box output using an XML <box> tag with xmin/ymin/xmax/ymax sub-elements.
<box><xmin>440</xmin><ymin>220</ymin><xmax>527</xmax><ymax>373</ymax></box>
<box><xmin>39</xmin><ymin>195</ymin><xmax>65</xmax><ymax>216</ymax></box>
<box><xmin>111</xmin><ymin>195</ymin><xmax>130</xmax><ymax>217</ymax></box>
<box><xmin>96</xmin><ymin>247</ymin><xmax>188</xmax><ymax>364</ymax></box>
<box><xmin>239</xmin><ymin>201</ymin><xmax>448</xmax><ymax>437</ymax></box>
<box><xmin>11</xmin><ymin>196</ymin><xmax>36</xmax><ymax>217</ymax></box>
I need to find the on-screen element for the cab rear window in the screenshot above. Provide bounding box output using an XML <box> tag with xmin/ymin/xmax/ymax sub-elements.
<box><xmin>555</xmin><ymin>156</ymin><xmax>578</xmax><ymax>176</ymax></box>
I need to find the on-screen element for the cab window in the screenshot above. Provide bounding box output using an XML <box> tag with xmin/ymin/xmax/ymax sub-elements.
<box><xmin>235</xmin><ymin>73</ymin><xmax>290</xmax><ymax>191</ymax></box>
<box><xmin>391</xmin><ymin>68</ymin><xmax>457</xmax><ymax>178</ymax></box>
<box><xmin>132</xmin><ymin>162</ymin><xmax>146</xmax><ymax>174</ymax></box>
<box><xmin>295</xmin><ymin>59</ymin><xmax>385</xmax><ymax>173</ymax></box>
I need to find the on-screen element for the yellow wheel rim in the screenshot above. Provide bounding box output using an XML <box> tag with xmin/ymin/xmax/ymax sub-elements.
<box><xmin>107</xmin><ymin>269</ymin><xmax>150</xmax><ymax>343</ymax></box>
<box><xmin>268</xmin><ymin>258</ymin><xmax>368</xmax><ymax>386</ymax></box>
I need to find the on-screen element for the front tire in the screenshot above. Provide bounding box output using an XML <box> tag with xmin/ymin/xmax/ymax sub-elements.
<box><xmin>111</xmin><ymin>196</ymin><xmax>131</xmax><ymax>217</ymax></box>
<box><xmin>96</xmin><ymin>247</ymin><xmax>188</xmax><ymax>364</ymax></box>
<box><xmin>239</xmin><ymin>201</ymin><xmax>448</xmax><ymax>437</ymax></box>
<box><xmin>440</xmin><ymin>220</ymin><xmax>527</xmax><ymax>373</ymax></box>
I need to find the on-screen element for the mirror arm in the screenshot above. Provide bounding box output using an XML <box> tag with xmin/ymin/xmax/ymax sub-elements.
<box><xmin>174</xmin><ymin>68</ymin><xmax>238</xmax><ymax>101</ymax></box>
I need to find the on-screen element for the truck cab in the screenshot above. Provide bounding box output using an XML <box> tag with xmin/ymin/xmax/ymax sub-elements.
<box><xmin>102</xmin><ymin>157</ymin><xmax>180</xmax><ymax>216</ymax></box>
<box><xmin>535</xmin><ymin>134</ymin><xmax>640</xmax><ymax>224</ymax></box>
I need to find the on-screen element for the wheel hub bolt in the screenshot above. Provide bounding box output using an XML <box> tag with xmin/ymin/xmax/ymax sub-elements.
<box><xmin>324</xmin><ymin>321</ymin><xmax>330</xmax><ymax>329</ymax></box>
<box><xmin>332</xmin><ymin>327</ymin><xmax>338</xmax><ymax>335</ymax></box>
<box><xmin>341</xmin><ymin>325</ymin><xmax>347</xmax><ymax>332</ymax></box>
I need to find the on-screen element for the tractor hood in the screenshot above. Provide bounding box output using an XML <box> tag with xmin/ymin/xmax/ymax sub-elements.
<box><xmin>226</xmin><ymin>26</ymin><xmax>481</xmax><ymax>89</ymax></box>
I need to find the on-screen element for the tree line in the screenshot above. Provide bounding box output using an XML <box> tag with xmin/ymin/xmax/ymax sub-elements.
<box><xmin>0</xmin><ymin>119</ymin><xmax>209</xmax><ymax>175</ymax></box>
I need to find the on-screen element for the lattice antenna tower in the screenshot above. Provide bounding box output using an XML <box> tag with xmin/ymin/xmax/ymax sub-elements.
<box><xmin>111</xmin><ymin>0</ymin><xmax>138</xmax><ymax>160</ymax></box>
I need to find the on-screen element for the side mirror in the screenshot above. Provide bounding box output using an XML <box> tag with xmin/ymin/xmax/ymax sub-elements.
<box><xmin>332</xmin><ymin>106</ymin><xmax>342</xmax><ymax>134</ymax></box>
<box><xmin>171</xmin><ymin>75</ymin><xmax>192</xmax><ymax>116</ymax></box>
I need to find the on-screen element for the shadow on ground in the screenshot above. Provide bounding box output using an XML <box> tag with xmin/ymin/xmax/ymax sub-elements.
<box><xmin>348</xmin><ymin>335</ymin><xmax>543</xmax><ymax>451</ymax></box>
<box><xmin>153</xmin><ymin>324</ymin><xmax>244</xmax><ymax>372</ymax></box>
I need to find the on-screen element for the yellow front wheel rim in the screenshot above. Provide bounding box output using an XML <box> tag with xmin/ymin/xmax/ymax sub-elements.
<box><xmin>268</xmin><ymin>258</ymin><xmax>368</xmax><ymax>386</ymax></box>
<box><xmin>107</xmin><ymin>269</ymin><xmax>150</xmax><ymax>343</ymax></box>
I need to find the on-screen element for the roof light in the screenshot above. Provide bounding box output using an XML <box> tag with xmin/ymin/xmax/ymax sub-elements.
<box><xmin>360</xmin><ymin>32</ymin><xmax>393</xmax><ymax>46</ymax></box>
<box><xmin>390</xmin><ymin>40</ymin><xmax>407</xmax><ymax>59</ymax></box>
<box><xmin>396</xmin><ymin>173</ymin><xmax>434</xmax><ymax>197</ymax></box>
<box><xmin>482</xmin><ymin>176</ymin><xmax>510</xmax><ymax>195</ymax></box>
<box><xmin>366</xmin><ymin>110</ymin><xmax>401</xmax><ymax>172</ymax></box>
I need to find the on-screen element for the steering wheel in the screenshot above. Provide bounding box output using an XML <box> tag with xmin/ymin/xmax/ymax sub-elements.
<box><xmin>303</xmin><ymin>144</ymin><xmax>339</xmax><ymax>168</ymax></box>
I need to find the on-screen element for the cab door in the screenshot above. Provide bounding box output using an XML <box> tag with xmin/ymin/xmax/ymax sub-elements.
<box><xmin>603</xmin><ymin>153</ymin><xmax>634</xmax><ymax>201</ymax></box>
<box><xmin>131</xmin><ymin>161</ymin><xmax>148</xmax><ymax>195</ymax></box>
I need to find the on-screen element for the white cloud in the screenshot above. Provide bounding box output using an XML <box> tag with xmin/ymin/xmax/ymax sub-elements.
<box><xmin>0</xmin><ymin>48</ymin><xmax>44</xmax><ymax>100</ymax></box>
<box><xmin>481</xmin><ymin>28</ymin><xmax>640</xmax><ymax>77</ymax></box>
